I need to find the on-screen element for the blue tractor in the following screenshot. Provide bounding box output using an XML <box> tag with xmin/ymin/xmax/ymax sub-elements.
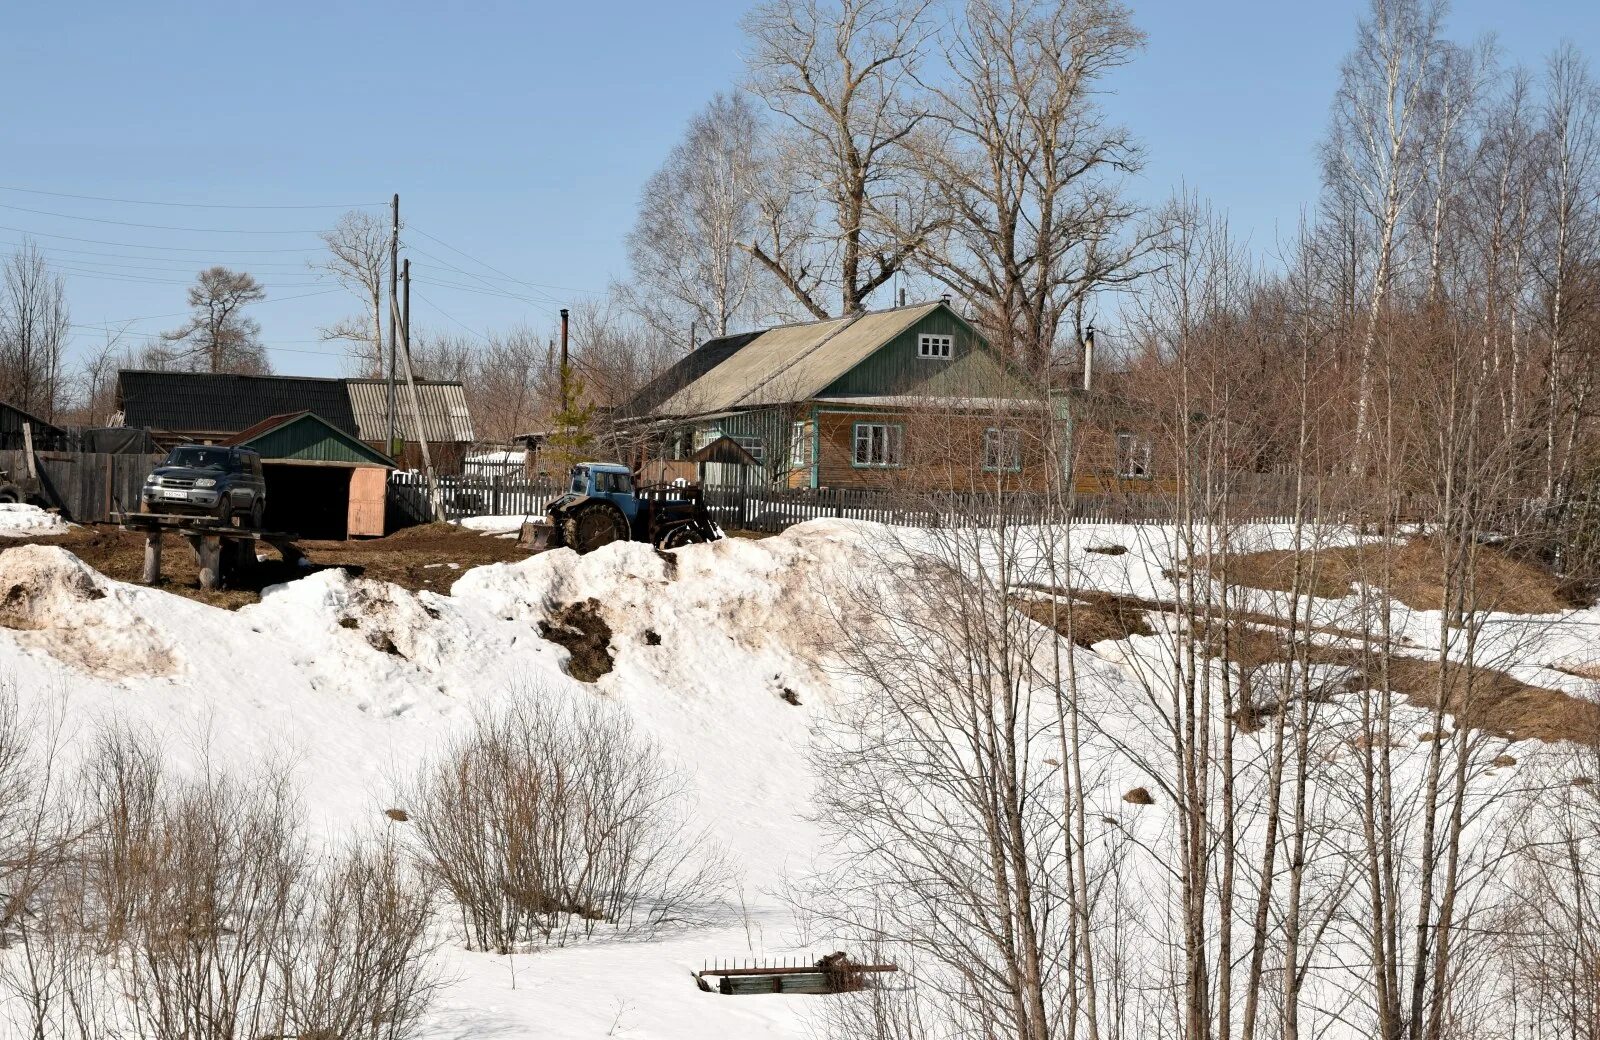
<box><xmin>518</xmin><ymin>462</ymin><xmax>722</xmax><ymax>554</ymax></box>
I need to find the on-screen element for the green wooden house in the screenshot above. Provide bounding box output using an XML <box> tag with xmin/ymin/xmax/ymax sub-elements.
<box><xmin>621</xmin><ymin>299</ymin><xmax>1057</xmax><ymax>490</ymax></box>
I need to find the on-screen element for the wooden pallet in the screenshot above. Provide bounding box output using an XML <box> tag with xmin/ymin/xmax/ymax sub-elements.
<box><xmin>112</xmin><ymin>512</ymin><xmax>302</xmax><ymax>590</ymax></box>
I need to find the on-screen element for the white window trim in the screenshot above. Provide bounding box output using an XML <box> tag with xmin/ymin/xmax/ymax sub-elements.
<box><xmin>917</xmin><ymin>333</ymin><xmax>953</xmax><ymax>360</ymax></box>
<box><xmin>982</xmin><ymin>426</ymin><xmax>1023</xmax><ymax>473</ymax></box>
<box><xmin>852</xmin><ymin>422</ymin><xmax>904</xmax><ymax>468</ymax></box>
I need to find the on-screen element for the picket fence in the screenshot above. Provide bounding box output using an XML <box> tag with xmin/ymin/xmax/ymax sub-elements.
<box><xmin>387</xmin><ymin>472</ymin><xmax>1313</xmax><ymax>533</ymax></box>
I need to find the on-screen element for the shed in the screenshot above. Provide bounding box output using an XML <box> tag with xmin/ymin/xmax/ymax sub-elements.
<box><xmin>226</xmin><ymin>412</ymin><xmax>394</xmax><ymax>539</ymax></box>
<box><xmin>0</xmin><ymin>401</ymin><xmax>69</xmax><ymax>452</ymax></box>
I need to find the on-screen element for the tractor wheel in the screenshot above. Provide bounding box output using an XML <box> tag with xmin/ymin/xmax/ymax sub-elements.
<box><xmin>561</xmin><ymin>502</ymin><xmax>628</xmax><ymax>555</ymax></box>
<box><xmin>0</xmin><ymin>484</ymin><xmax>21</xmax><ymax>505</ymax></box>
<box><xmin>657</xmin><ymin>523</ymin><xmax>708</xmax><ymax>550</ymax></box>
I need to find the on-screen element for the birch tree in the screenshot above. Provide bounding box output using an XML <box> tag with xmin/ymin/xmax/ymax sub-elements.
<box><xmin>317</xmin><ymin>209</ymin><xmax>390</xmax><ymax>376</ymax></box>
<box><xmin>0</xmin><ymin>239</ymin><xmax>69</xmax><ymax>419</ymax></box>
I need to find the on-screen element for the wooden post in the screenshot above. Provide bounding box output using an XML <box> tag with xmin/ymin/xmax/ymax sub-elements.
<box><xmin>21</xmin><ymin>422</ymin><xmax>36</xmax><ymax>480</ymax></box>
<box><xmin>142</xmin><ymin>531</ymin><xmax>162</xmax><ymax>584</ymax></box>
<box><xmin>196</xmin><ymin>535</ymin><xmax>221</xmax><ymax>590</ymax></box>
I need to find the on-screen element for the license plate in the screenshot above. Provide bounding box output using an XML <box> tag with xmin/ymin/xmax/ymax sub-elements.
<box><xmin>163</xmin><ymin>490</ymin><xmax>189</xmax><ymax>500</ymax></box>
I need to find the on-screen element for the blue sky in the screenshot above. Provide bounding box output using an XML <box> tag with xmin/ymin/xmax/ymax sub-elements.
<box><xmin>2</xmin><ymin>0</ymin><xmax>1594</xmax><ymax>378</ymax></box>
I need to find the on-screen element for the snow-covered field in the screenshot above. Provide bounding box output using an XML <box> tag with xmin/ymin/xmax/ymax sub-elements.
<box><xmin>0</xmin><ymin>519</ymin><xmax>1592</xmax><ymax>1038</ymax></box>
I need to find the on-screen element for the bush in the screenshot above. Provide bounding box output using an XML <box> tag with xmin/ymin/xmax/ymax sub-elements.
<box><xmin>407</xmin><ymin>693</ymin><xmax>725</xmax><ymax>953</ymax></box>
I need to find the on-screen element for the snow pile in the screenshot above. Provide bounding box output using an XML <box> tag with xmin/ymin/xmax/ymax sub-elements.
<box><xmin>454</xmin><ymin>513</ymin><xmax>530</xmax><ymax>535</ymax></box>
<box><xmin>0</xmin><ymin>545</ymin><xmax>176</xmax><ymax>678</ymax></box>
<box><xmin>0</xmin><ymin>503</ymin><xmax>70</xmax><ymax>537</ymax></box>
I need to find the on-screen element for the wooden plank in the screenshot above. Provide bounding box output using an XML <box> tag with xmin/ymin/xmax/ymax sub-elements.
<box><xmin>347</xmin><ymin>466</ymin><xmax>388</xmax><ymax>537</ymax></box>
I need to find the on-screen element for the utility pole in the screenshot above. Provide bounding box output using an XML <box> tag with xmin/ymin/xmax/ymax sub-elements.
<box><xmin>689</xmin><ymin>320</ymin><xmax>696</xmax><ymax>355</ymax></box>
<box><xmin>397</xmin><ymin>258</ymin><xmax>444</xmax><ymax>518</ymax></box>
<box><xmin>386</xmin><ymin>193</ymin><xmax>399</xmax><ymax>457</ymax></box>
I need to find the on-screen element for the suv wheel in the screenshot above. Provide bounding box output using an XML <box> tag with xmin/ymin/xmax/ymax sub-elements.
<box><xmin>215</xmin><ymin>495</ymin><xmax>233</xmax><ymax>524</ymax></box>
<box><xmin>249</xmin><ymin>499</ymin><xmax>265</xmax><ymax>530</ymax></box>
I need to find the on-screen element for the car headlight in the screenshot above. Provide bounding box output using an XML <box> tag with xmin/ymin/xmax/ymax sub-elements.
<box><xmin>194</xmin><ymin>478</ymin><xmax>216</xmax><ymax>488</ymax></box>
<box><xmin>146</xmin><ymin>476</ymin><xmax>160</xmax><ymax>486</ymax></box>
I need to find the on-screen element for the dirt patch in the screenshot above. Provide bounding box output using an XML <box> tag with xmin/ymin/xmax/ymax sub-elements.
<box><xmin>1219</xmin><ymin>537</ymin><xmax>1578</xmax><ymax>614</ymax></box>
<box><xmin>0</xmin><ymin>522</ymin><xmax>532</xmax><ymax>609</ymax></box>
<box><xmin>1123</xmin><ymin>787</ymin><xmax>1155</xmax><ymax>805</ymax></box>
<box><xmin>537</xmin><ymin>599</ymin><xmax>615</xmax><ymax>682</ymax></box>
<box><xmin>1011</xmin><ymin>592</ymin><xmax>1155</xmax><ymax>649</ymax></box>
<box><xmin>1086</xmin><ymin>544</ymin><xmax>1129</xmax><ymax>556</ymax></box>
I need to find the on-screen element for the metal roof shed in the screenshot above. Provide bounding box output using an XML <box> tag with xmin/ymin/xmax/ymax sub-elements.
<box><xmin>227</xmin><ymin>412</ymin><xmax>393</xmax><ymax>538</ymax></box>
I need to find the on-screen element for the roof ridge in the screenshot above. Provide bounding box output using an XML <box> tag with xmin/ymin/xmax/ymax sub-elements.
<box><xmin>726</xmin><ymin>311</ymin><xmax>866</xmax><ymax>409</ymax></box>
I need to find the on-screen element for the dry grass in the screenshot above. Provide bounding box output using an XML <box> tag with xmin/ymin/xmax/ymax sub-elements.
<box><xmin>1219</xmin><ymin>537</ymin><xmax>1580</xmax><ymax>614</ymax></box>
<box><xmin>1011</xmin><ymin>592</ymin><xmax>1154</xmax><ymax>648</ymax></box>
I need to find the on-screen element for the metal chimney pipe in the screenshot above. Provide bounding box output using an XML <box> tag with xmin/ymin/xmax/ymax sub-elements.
<box><xmin>559</xmin><ymin>308</ymin><xmax>571</xmax><ymax>413</ymax></box>
<box><xmin>1082</xmin><ymin>326</ymin><xmax>1096</xmax><ymax>393</ymax></box>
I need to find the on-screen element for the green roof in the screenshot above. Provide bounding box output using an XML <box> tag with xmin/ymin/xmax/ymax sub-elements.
<box><xmin>227</xmin><ymin>411</ymin><xmax>394</xmax><ymax>467</ymax></box>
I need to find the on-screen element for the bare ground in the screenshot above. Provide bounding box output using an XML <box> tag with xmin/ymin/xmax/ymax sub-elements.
<box><xmin>0</xmin><ymin>522</ymin><xmax>530</xmax><ymax>609</ymax></box>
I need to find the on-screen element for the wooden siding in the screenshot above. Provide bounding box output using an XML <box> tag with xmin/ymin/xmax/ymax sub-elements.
<box><xmin>238</xmin><ymin>414</ymin><xmax>393</xmax><ymax>466</ymax></box>
<box><xmin>813</xmin><ymin>409</ymin><xmax>1058</xmax><ymax>491</ymax></box>
<box><xmin>819</xmin><ymin>309</ymin><xmax>1034</xmax><ymax>399</ymax></box>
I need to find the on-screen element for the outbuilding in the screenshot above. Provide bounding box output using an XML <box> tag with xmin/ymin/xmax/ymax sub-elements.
<box><xmin>226</xmin><ymin>411</ymin><xmax>394</xmax><ymax>538</ymax></box>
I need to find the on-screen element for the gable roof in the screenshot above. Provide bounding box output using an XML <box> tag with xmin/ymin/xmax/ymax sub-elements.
<box><xmin>226</xmin><ymin>411</ymin><xmax>395</xmax><ymax>467</ymax></box>
<box><xmin>115</xmin><ymin>370</ymin><xmax>474</xmax><ymax>443</ymax></box>
<box><xmin>651</xmin><ymin>302</ymin><xmax>947</xmax><ymax>417</ymax></box>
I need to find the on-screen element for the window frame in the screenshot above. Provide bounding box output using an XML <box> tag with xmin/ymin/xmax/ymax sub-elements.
<box><xmin>1115</xmin><ymin>431</ymin><xmax>1153</xmax><ymax>480</ymax></box>
<box><xmin>789</xmin><ymin>420</ymin><xmax>814</xmax><ymax>470</ymax></box>
<box><xmin>852</xmin><ymin>422</ymin><xmax>905</xmax><ymax>468</ymax></box>
<box><xmin>981</xmin><ymin>426</ymin><xmax>1024</xmax><ymax>473</ymax></box>
<box><xmin>917</xmin><ymin>333</ymin><xmax>953</xmax><ymax>360</ymax></box>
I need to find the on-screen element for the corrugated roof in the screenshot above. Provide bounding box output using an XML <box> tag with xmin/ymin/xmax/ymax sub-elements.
<box><xmin>347</xmin><ymin>379</ymin><xmax>474</xmax><ymax>442</ymax></box>
<box><xmin>118</xmin><ymin>370</ymin><xmax>359</xmax><ymax>437</ymax></box>
<box><xmin>650</xmin><ymin>304</ymin><xmax>940</xmax><ymax>417</ymax></box>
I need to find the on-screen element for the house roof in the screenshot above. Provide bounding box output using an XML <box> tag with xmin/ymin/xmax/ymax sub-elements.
<box><xmin>651</xmin><ymin>302</ymin><xmax>944</xmax><ymax>417</ymax></box>
<box><xmin>115</xmin><ymin>370</ymin><xmax>474</xmax><ymax>443</ymax></box>
<box><xmin>619</xmin><ymin>330</ymin><xmax>764</xmax><ymax>418</ymax></box>
<box><xmin>347</xmin><ymin>379</ymin><xmax>474</xmax><ymax>442</ymax></box>
<box><xmin>225</xmin><ymin>410</ymin><xmax>395</xmax><ymax>467</ymax></box>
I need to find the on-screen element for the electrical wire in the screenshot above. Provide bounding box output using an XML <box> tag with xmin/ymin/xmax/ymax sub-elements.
<box><xmin>0</xmin><ymin>185</ymin><xmax>383</xmax><ymax>210</ymax></box>
<box><xmin>0</xmin><ymin>225</ymin><xmax>320</xmax><ymax>253</ymax></box>
<box><xmin>0</xmin><ymin>202</ymin><xmax>327</xmax><ymax>234</ymax></box>
<box><xmin>406</xmin><ymin>225</ymin><xmax>602</xmax><ymax>296</ymax></box>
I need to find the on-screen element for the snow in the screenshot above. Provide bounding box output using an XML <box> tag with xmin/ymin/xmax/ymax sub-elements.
<box><xmin>0</xmin><ymin>517</ymin><xmax>1591</xmax><ymax>1037</ymax></box>
<box><xmin>0</xmin><ymin>503</ymin><xmax>70</xmax><ymax>538</ymax></box>
<box><xmin>454</xmin><ymin>513</ymin><xmax>533</xmax><ymax>535</ymax></box>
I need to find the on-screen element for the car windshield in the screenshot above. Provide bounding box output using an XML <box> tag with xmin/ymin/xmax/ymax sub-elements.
<box><xmin>165</xmin><ymin>447</ymin><xmax>235</xmax><ymax>471</ymax></box>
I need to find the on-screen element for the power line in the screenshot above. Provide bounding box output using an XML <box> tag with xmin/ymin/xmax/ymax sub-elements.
<box><xmin>69</xmin><ymin>288</ymin><xmax>343</xmax><ymax>332</ymax></box>
<box><xmin>412</xmin><ymin>291</ymin><xmax>490</xmax><ymax>343</ymax></box>
<box><xmin>0</xmin><ymin>241</ymin><xmax>319</xmax><ymax>269</ymax></box>
<box><xmin>0</xmin><ymin>202</ymin><xmax>327</xmax><ymax>234</ymax></box>
<box><xmin>406</xmin><ymin>225</ymin><xmax>602</xmax><ymax>296</ymax></box>
<box><xmin>0</xmin><ymin>185</ymin><xmax>383</xmax><ymax>210</ymax></box>
<box><xmin>0</xmin><ymin>225</ymin><xmax>320</xmax><ymax>253</ymax></box>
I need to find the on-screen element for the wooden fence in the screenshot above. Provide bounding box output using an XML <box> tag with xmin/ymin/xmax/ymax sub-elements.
<box><xmin>0</xmin><ymin>449</ymin><xmax>163</xmax><ymax>523</ymax></box>
<box><xmin>387</xmin><ymin>472</ymin><xmax>1307</xmax><ymax>533</ymax></box>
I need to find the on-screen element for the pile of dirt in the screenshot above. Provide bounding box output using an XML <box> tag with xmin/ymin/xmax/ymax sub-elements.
<box><xmin>1218</xmin><ymin>537</ymin><xmax>1581</xmax><ymax>614</ymax></box>
<box><xmin>537</xmin><ymin>598</ymin><xmax>615</xmax><ymax>682</ymax></box>
<box><xmin>1012</xmin><ymin>591</ymin><xmax>1155</xmax><ymax>649</ymax></box>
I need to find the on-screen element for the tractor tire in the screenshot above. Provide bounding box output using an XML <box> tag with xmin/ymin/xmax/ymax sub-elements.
<box><xmin>656</xmin><ymin>523</ymin><xmax>708</xmax><ymax>550</ymax></box>
<box><xmin>0</xmin><ymin>484</ymin><xmax>21</xmax><ymax>505</ymax></box>
<box><xmin>561</xmin><ymin>502</ymin><xmax>628</xmax><ymax>555</ymax></box>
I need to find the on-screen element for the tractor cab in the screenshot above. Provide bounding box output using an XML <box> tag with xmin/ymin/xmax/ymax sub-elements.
<box><xmin>566</xmin><ymin>463</ymin><xmax>640</xmax><ymax>522</ymax></box>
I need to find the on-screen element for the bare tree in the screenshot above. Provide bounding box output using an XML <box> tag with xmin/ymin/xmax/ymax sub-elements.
<box><xmin>916</xmin><ymin>0</ymin><xmax>1161</xmax><ymax>373</ymax></box>
<box><xmin>318</xmin><ymin>209</ymin><xmax>391</xmax><ymax>376</ymax></box>
<box><xmin>622</xmin><ymin>92</ymin><xmax>774</xmax><ymax>340</ymax></box>
<box><xmin>0</xmin><ymin>239</ymin><xmax>70</xmax><ymax>418</ymax></box>
<box><xmin>741</xmin><ymin>0</ymin><xmax>940</xmax><ymax>317</ymax></box>
<box><xmin>156</xmin><ymin>267</ymin><xmax>270</xmax><ymax>374</ymax></box>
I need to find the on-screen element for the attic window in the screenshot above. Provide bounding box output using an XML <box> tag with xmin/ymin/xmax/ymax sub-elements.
<box><xmin>918</xmin><ymin>333</ymin><xmax>953</xmax><ymax>359</ymax></box>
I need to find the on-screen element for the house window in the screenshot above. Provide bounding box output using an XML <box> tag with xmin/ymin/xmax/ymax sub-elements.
<box><xmin>1116</xmin><ymin>432</ymin><xmax>1152</xmax><ymax>479</ymax></box>
<box><xmin>917</xmin><ymin>333</ymin><xmax>953</xmax><ymax>359</ymax></box>
<box><xmin>853</xmin><ymin>422</ymin><xmax>904</xmax><ymax>468</ymax></box>
<box><xmin>789</xmin><ymin>421</ymin><xmax>814</xmax><ymax>469</ymax></box>
<box><xmin>735</xmin><ymin>435</ymin><xmax>765</xmax><ymax>463</ymax></box>
<box><xmin>982</xmin><ymin>427</ymin><xmax>1023</xmax><ymax>472</ymax></box>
